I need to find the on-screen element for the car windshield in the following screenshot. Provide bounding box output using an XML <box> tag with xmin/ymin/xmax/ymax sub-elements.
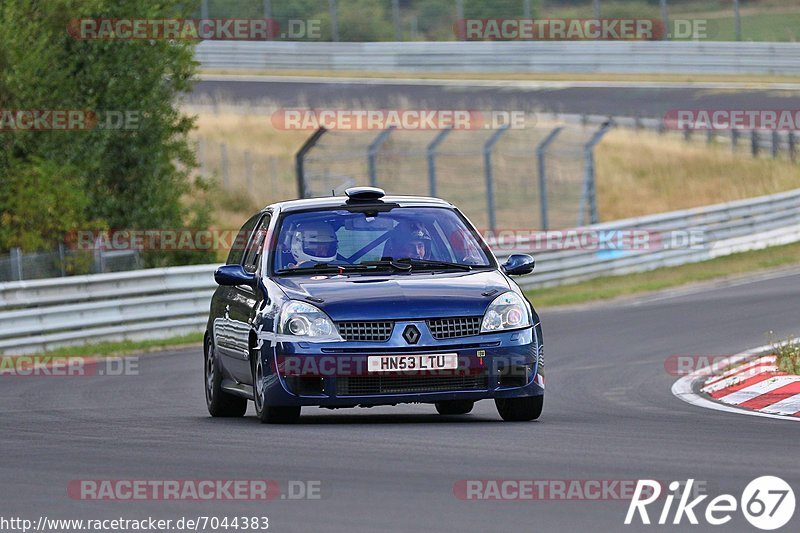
<box><xmin>273</xmin><ymin>206</ymin><xmax>492</xmax><ymax>273</ymax></box>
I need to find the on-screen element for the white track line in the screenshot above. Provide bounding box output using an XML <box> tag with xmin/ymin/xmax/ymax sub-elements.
<box><xmin>671</xmin><ymin>343</ymin><xmax>800</xmax><ymax>422</ymax></box>
<box><xmin>717</xmin><ymin>376</ymin><xmax>799</xmax><ymax>405</ymax></box>
<box><xmin>702</xmin><ymin>364</ymin><xmax>779</xmax><ymax>394</ymax></box>
<box><xmin>761</xmin><ymin>394</ymin><xmax>800</xmax><ymax>416</ymax></box>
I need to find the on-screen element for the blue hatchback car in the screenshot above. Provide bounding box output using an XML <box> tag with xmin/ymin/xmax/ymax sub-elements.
<box><xmin>205</xmin><ymin>187</ymin><xmax>543</xmax><ymax>423</ymax></box>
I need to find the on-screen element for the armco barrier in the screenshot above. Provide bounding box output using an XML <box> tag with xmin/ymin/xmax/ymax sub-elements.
<box><xmin>195</xmin><ymin>41</ymin><xmax>800</xmax><ymax>76</ymax></box>
<box><xmin>2</xmin><ymin>188</ymin><xmax>800</xmax><ymax>354</ymax></box>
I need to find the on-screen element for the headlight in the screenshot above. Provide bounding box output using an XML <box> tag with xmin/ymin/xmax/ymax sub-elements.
<box><xmin>481</xmin><ymin>291</ymin><xmax>531</xmax><ymax>333</ymax></box>
<box><xmin>278</xmin><ymin>301</ymin><xmax>343</xmax><ymax>341</ymax></box>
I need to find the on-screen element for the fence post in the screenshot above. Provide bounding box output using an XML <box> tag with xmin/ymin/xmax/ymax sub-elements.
<box><xmin>220</xmin><ymin>143</ymin><xmax>229</xmax><ymax>190</ymax></box>
<box><xmin>731</xmin><ymin>129</ymin><xmax>738</xmax><ymax>151</ymax></box>
<box><xmin>10</xmin><ymin>247</ymin><xmax>23</xmax><ymax>281</ymax></box>
<box><xmin>329</xmin><ymin>0</ymin><xmax>339</xmax><ymax>42</ymax></box>
<box><xmin>392</xmin><ymin>0</ymin><xmax>402</xmax><ymax>41</ymax></box>
<box><xmin>706</xmin><ymin>129</ymin><xmax>714</xmax><ymax>145</ymax></box>
<box><xmin>683</xmin><ymin>125</ymin><xmax>691</xmax><ymax>142</ymax></box>
<box><xmin>270</xmin><ymin>156</ymin><xmax>278</xmax><ymax>193</ymax></box>
<box><xmin>426</xmin><ymin>128</ymin><xmax>452</xmax><ymax>197</ymax></box>
<box><xmin>244</xmin><ymin>150</ymin><xmax>253</xmax><ymax>191</ymax></box>
<box><xmin>789</xmin><ymin>132</ymin><xmax>796</xmax><ymax>163</ymax></box>
<box><xmin>751</xmin><ymin>130</ymin><xmax>759</xmax><ymax>158</ymax></box>
<box><xmin>367</xmin><ymin>126</ymin><xmax>395</xmax><ymax>188</ymax></box>
<box><xmin>536</xmin><ymin>126</ymin><xmax>563</xmax><ymax>231</ymax></box>
<box><xmin>58</xmin><ymin>242</ymin><xmax>66</xmax><ymax>277</ymax></box>
<box><xmin>771</xmin><ymin>131</ymin><xmax>780</xmax><ymax>159</ymax></box>
<box><xmin>579</xmin><ymin>121</ymin><xmax>614</xmax><ymax>226</ymax></box>
<box><xmin>483</xmin><ymin>124</ymin><xmax>510</xmax><ymax>233</ymax></box>
<box><xmin>295</xmin><ymin>127</ymin><xmax>328</xmax><ymax>198</ymax></box>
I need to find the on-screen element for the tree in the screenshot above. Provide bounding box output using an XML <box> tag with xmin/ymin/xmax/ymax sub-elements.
<box><xmin>0</xmin><ymin>0</ymin><xmax>212</xmax><ymax>265</ymax></box>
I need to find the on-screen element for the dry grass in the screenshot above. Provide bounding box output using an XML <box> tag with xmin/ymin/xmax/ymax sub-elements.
<box><xmin>595</xmin><ymin>129</ymin><xmax>800</xmax><ymax>220</ymax></box>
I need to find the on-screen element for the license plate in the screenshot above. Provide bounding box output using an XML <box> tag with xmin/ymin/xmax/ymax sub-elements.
<box><xmin>367</xmin><ymin>354</ymin><xmax>458</xmax><ymax>373</ymax></box>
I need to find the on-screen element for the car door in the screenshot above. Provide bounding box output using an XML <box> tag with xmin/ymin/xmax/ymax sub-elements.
<box><xmin>213</xmin><ymin>213</ymin><xmax>261</xmax><ymax>380</ymax></box>
<box><xmin>223</xmin><ymin>212</ymin><xmax>270</xmax><ymax>383</ymax></box>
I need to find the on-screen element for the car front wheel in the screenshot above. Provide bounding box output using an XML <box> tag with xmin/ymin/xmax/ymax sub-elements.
<box><xmin>253</xmin><ymin>353</ymin><xmax>301</xmax><ymax>424</ymax></box>
<box><xmin>495</xmin><ymin>395</ymin><xmax>543</xmax><ymax>422</ymax></box>
<box><xmin>205</xmin><ymin>336</ymin><xmax>247</xmax><ymax>417</ymax></box>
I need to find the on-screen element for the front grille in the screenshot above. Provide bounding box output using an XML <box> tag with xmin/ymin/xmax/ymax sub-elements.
<box><xmin>337</xmin><ymin>372</ymin><xmax>488</xmax><ymax>396</ymax></box>
<box><xmin>336</xmin><ymin>321</ymin><xmax>393</xmax><ymax>342</ymax></box>
<box><xmin>426</xmin><ymin>316</ymin><xmax>482</xmax><ymax>339</ymax></box>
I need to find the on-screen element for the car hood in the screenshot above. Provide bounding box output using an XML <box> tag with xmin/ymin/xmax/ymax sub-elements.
<box><xmin>273</xmin><ymin>270</ymin><xmax>511</xmax><ymax>320</ymax></box>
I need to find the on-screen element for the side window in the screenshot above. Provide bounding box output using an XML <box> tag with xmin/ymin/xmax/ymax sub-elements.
<box><xmin>243</xmin><ymin>214</ymin><xmax>271</xmax><ymax>273</ymax></box>
<box><xmin>226</xmin><ymin>213</ymin><xmax>262</xmax><ymax>266</ymax></box>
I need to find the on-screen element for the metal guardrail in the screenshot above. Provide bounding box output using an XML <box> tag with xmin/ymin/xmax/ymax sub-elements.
<box><xmin>2</xmin><ymin>188</ymin><xmax>800</xmax><ymax>354</ymax></box>
<box><xmin>195</xmin><ymin>41</ymin><xmax>800</xmax><ymax>75</ymax></box>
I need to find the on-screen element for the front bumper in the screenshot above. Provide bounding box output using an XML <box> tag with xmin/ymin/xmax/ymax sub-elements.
<box><xmin>258</xmin><ymin>322</ymin><xmax>544</xmax><ymax>407</ymax></box>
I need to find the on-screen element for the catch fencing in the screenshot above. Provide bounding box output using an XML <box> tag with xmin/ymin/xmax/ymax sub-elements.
<box><xmin>297</xmin><ymin>121</ymin><xmax>614</xmax><ymax>232</ymax></box>
<box><xmin>2</xmin><ymin>188</ymin><xmax>799</xmax><ymax>354</ymax></box>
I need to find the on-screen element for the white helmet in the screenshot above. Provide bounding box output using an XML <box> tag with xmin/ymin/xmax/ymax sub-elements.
<box><xmin>290</xmin><ymin>221</ymin><xmax>338</xmax><ymax>265</ymax></box>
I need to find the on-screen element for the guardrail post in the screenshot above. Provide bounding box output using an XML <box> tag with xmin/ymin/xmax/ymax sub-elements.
<box><xmin>579</xmin><ymin>121</ymin><xmax>614</xmax><ymax>226</ymax></box>
<box><xmin>771</xmin><ymin>131</ymin><xmax>780</xmax><ymax>159</ymax></box>
<box><xmin>426</xmin><ymin>128</ymin><xmax>452</xmax><ymax>197</ymax></box>
<box><xmin>483</xmin><ymin>125</ymin><xmax>510</xmax><ymax>233</ymax></box>
<box><xmin>789</xmin><ymin>132</ymin><xmax>796</xmax><ymax>163</ymax></box>
<box><xmin>751</xmin><ymin>130</ymin><xmax>759</xmax><ymax>158</ymax></box>
<box><xmin>295</xmin><ymin>127</ymin><xmax>327</xmax><ymax>198</ymax></box>
<box><xmin>367</xmin><ymin>126</ymin><xmax>395</xmax><ymax>188</ymax></box>
<box><xmin>536</xmin><ymin>126</ymin><xmax>563</xmax><ymax>231</ymax></box>
<box><xmin>10</xmin><ymin>248</ymin><xmax>23</xmax><ymax>281</ymax></box>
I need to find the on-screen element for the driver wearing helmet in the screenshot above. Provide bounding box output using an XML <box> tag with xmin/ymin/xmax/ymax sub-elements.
<box><xmin>288</xmin><ymin>221</ymin><xmax>339</xmax><ymax>269</ymax></box>
<box><xmin>397</xmin><ymin>224</ymin><xmax>431</xmax><ymax>260</ymax></box>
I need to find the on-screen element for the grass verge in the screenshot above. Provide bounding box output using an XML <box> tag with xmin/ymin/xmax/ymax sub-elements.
<box><xmin>41</xmin><ymin>332</ymin><xmax>203</xmax><ymax>358</ymax></box>
<box><xmin>524</xmin><ymin>240</ymin><xmax>800</xmax><ymax>308</ymax></box>
<box><xmin>771</xmin><ymin>335</ymin><xmax>800</xmax><ymax>375</ymax></box>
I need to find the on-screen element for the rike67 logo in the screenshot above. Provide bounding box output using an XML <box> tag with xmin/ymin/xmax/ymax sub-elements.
<box><xmin>625</xmin><ymin>477</ymin><xmax>795</xmax><ymax>530</ymax></box>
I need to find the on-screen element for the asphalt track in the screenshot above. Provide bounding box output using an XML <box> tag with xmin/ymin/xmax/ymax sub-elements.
<box><xmin>190</xmin><ymin>76</ymin><xmax>800</xmax><ymax>118</ymax></box>
<box><xmin>2</xmin><ymin>267</ymin><xmax>800</xmax><ymax>532</ymax></box>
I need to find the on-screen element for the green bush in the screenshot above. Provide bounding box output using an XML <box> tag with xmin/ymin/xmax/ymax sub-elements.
<box><xmin>0</xmin><ymin>0</ymin><xmax>214</xmax><ymax>265</ymax></box>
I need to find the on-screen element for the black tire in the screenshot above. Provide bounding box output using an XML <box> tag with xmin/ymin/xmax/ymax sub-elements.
<box><xmin>205</xmin><ymin>335</ymin><xmax>247</xmax><ymax>417</ymax></box>
<box><xmin>495</xmin><ymin>395</ymin><xmax>543</xmax><ymax>422</ymax></box>
<box><xmin>435</xmin><ymin>400</ymin><xmax>475</xmax><ymax>415</ymax></box>
<box><xmin>252</xmin><ymin>352</ymin><xmax>301</xmax><ymax>424</ymax></box>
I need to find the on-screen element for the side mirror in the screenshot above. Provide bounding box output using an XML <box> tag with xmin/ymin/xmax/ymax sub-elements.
<box><xmin>501</xmin><ymin>254</ymin><xmax>535</xmax><ymax>276</ymax></box>
<box><xmin>214</xmin><ymin>264</ymin><xmax>257</xmax><ymax>287</ymax></box>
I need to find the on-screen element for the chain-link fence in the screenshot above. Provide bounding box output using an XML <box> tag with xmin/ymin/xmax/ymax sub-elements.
<box><xmin>298</xmin><ymin>120</ymin><xmax>614</xmax><ymax>232</ymax></box>
<box><xmin>0</xmin><ymin>247</ymin><xmax>141</xmax><ymax>282</ymax></box>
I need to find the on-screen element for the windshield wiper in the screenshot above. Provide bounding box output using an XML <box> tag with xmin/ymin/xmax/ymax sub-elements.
<box><xmin>396</xmin><ymin>258</ymin><xmax>473</xmax><ymax>271</ymax></box>
<box><xmin>276</xmin><ymin>261</ymin><xmax>405</xmax><ymax>275</ymax></box>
